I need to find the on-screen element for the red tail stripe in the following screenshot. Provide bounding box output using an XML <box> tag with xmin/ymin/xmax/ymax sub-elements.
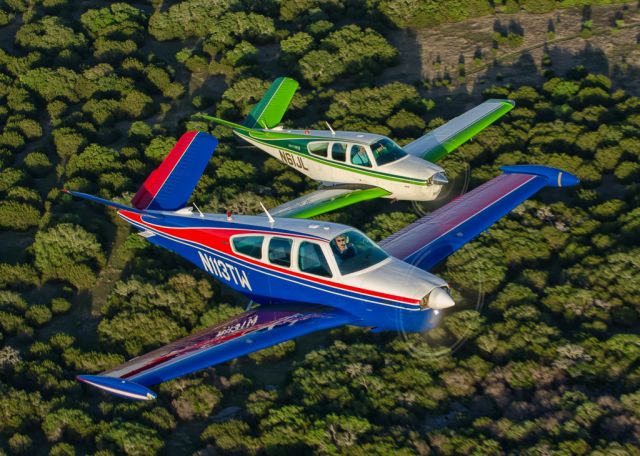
<box><xmin>132</xmin><ymin>131</ymin><xmax>199</xmax><ymax>210</ymax></box>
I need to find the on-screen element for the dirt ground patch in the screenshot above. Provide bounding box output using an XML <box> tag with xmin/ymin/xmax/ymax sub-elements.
<box><xmin>385</xmin><ymin>3</ymin><xmax>640</xmax><ymax>96</ymax></box>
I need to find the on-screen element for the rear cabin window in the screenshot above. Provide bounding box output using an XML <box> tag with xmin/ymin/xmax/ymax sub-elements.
<box><xmin>298</xmin><ymin>242</ymin><xmax>332</xmax><ymax>277</ymax></box>
<box><xmin>350</xmin><ymin>145</ymin><xmax>371</xmax><ymax>167</ymax></box>
<box><xmin>308</xmin><ymin>142</ymin><xmax>328</xmax><ymax>157</ymax></box>
<box><xmin>232</xmin><ymin>236</ymin><xmax>263</xmax><ymax>259</ymax></box>
<box><xmin>268</xmin><ymin>237</ymin><xmax>292</xmax><ymax>268</ymax></box>
<box><xmin>331</xmin><ymin>143</ymin><xmax>347</xmax><ymax>162</ymax></box>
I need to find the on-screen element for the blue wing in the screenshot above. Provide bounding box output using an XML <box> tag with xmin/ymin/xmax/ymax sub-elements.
<box><xmin>379</xmin><ymin>165</ymin><xmax>579</xmax><ymax>271</ymax></box>
<box><xmin>78</xmin><ymin>305</ymin><xmax>354</xmax><ymax>400</ymax></box>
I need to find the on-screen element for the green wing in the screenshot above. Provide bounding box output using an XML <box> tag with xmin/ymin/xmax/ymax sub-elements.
<box><xmin>243</xmin><ymin>77</ymin><xmax>299</xmax><ymax>129</ymax></box>
<box><xmin>405</xmin><ymin>99</ymin><xmax>514</xmax><ymax>163</ymax></box>
<box><xmin>269</xmin><ymin>186</ymin><xmax>390</xmax><ymax>219</ymax></box>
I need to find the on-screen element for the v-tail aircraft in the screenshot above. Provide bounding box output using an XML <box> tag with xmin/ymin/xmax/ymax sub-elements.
<box><xmin>200</xmin><ymin>77</ymin><xmax>515</xmax><ymax>218</ymax></box>
<box><xmin>65</xmin><ymin>130</ymin><xmax>578</xmax><ymax>400</ymax></box>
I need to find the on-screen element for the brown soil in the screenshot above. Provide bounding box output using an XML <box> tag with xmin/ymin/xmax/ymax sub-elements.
<box><xmin>385</xmin><ymin>3</ymin><xmax>640</xmax><ymax>96</ymax></box>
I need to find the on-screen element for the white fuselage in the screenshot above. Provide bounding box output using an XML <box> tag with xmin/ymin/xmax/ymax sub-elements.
<box><xmin>235</xmin><ymin>129</ymin><xmax>447</xmax><ymax>201</ymax></box>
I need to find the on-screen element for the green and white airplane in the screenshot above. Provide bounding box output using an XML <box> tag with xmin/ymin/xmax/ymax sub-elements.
<box><xmin>200</xmin><ymin>78</ymin><xmax>514</xmax><ymax>218</ymax></box>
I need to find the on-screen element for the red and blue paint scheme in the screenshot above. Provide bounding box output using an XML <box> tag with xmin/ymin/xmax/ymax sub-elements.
<box><xmin>66</xmin><ymin>131</ymin><xmax>578</xmax><ymax>401</ymax></box>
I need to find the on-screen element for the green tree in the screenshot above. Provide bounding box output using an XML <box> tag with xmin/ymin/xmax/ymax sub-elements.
<box><xmin>98</xmin><ymin>310</ymin><xmax>185</xmax><ymax>356</ymax></box>
<box><xmin>299</xmin><ymin>25</ymin><xmax>397</xmax><ymax>86</ymax></box>
<box><xmin>97</xmin><ymin>421</ymin><xmax>164</xmax><ymax>455</ymax></box>
<box><xmin>52</xmin><ymin>128</ymin><xmax>87</xmax><ymax>161</ymax></box>
<box><xmin>171</xmin><ymin>383</ymin><xmax>222</xmax><ymax>420</ymax></box>
<box><xmin>0</xmin><ymin>201</ymin><xmax>40</xmax><ymax>230</ymax></box>
<box><xmin>25</xmin><ymin>305</ymin><xmax>52</xmax><ymax>326</ymax></box>
<box><xmin>42</xmin><ymin>408</ymin><xmax>94</xmax><ymax>442</ymax></box>
<box><xmin>148</xmin><ymin>0</ymin><xmax>234</xmax><ymax>41</ymax></box>
<box><xmin>66</xmin><ymin>144</ymin><xmax>121</xmax><ymax>177</ymax></box>
<box><xmin>80</xmin><ymin>3</ymin><xmax>147</xmax><ymax>40</ymax></box>
<box><xmin>15</xmin><ymin>16</ymin><xmax>86</xmax><ymax>51</ymax></box>
<box><xmin>19</xmin><ymin>67</ymin><xmax>79</xmax><ymax>103</ymax></box>
<box><xmin>201</xmin><ymin>419</ymin><xmax>261</xmax><ymax>454</ymax></box>
<box><xmin>33</xmin><ymin>223</ymin><xmax>104</xmax><ymax>289</ymax></box>
<box><xmin>23</xmin><ymin>152</ymin><xmax>52</xmax><ymax>176</ymax></box>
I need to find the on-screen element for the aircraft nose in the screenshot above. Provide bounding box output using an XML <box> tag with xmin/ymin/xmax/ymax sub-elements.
<box><xmin>431</xmin><ymin>172</ymin><xmax>448</xmax><ymax>185</ymax></box>
<box><xmin>428</xmin><ymin>287</ymin><xmax>455</xmax><ymax>309</ymax></box>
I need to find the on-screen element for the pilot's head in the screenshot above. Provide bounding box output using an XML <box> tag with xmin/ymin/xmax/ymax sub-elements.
<box><xmin>335</xmin><ymin>235</ymin><xmax>347</xmax><ymax>252</ymax></box>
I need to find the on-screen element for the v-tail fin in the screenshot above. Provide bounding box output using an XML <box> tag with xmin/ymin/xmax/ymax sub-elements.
<box><xmin>243</xmin><ymin>77</ymin><xmax>298</xmax><ymax>129</ymax></box>
<box><xmin>131</xmin><ymin>131</ymin><xmax>218</xmax><ymax>211</ymax></box>
<box><xmin>64</xmin><ymin>131</ymin><xmax>217</xmax><ymax>213</ymax></box>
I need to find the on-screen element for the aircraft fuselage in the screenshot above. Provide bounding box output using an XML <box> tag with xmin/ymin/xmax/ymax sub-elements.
<box><xmin>234</xmin><ymin>128</ymin><xmax>447</xmax><ymax>201</ymax></box>
<box><xmin>119</xmin><ymin>209</ymin><xmax>448</xmax><ymax>333</ymax></box>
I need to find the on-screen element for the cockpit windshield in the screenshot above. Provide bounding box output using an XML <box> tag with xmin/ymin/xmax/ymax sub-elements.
<box><xmin>370</xmin><ymin>138</ymin><xmax>407</xmax><ymax>166</ymax></box>
<box><xmin>330</xmin><ymin>230</ymin><xmax>389</xmax><ymax>275</ymax></box>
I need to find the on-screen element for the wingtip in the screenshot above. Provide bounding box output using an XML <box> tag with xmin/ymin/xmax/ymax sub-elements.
<box><xmin>485</xmin><ymin>98</ymin><xmax>516</xmax><ymax>108</ymax></box>
<box><xmin>500</xmin><ymin>165</ymin><xmax>579</xmax><ymax>188</ymax></box>
<box><xmin>77</xmin><ymin>374</ymin><xmax>157</xmax><ymax>401</ymax></box>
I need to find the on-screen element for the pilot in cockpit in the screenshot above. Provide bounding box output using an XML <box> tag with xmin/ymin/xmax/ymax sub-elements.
<box><xmin>331</xmin><ymin>234</ymin><xmax>357</xmax><ymax>261</ymax></box>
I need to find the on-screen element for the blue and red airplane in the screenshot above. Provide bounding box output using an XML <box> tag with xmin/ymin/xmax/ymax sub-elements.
<box><xmin>64</xmin><ymin>130</ymin><xmax>578</xmax><ymax>400</ymax></box>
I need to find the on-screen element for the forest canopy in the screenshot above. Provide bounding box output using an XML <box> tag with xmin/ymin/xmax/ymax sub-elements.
<box><xmin>0</xmin><ymin>0</ymin><xmax>638</xmax><ymax>454</ymax></box>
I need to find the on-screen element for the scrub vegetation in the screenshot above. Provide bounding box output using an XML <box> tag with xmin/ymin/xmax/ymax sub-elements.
<box><xmin>0</xmin><ymin>0</ymin><xmax>639</xmax><ymax>455</ymax></box>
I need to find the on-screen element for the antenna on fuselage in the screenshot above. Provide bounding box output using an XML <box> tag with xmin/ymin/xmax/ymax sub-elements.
<box><xmin>192</xmin><ymin>203</ymin><xmax>204</xmax><ymax>218</ymax></box>
<box><xmin>325</xmin><ymin>121</ymin><xmax>335</xmax><ymax>136</ymax></box>
<box><xmin>260</xmin><ymin>201</ymin><xmax>275</xmax><ymax>226</ymax></box>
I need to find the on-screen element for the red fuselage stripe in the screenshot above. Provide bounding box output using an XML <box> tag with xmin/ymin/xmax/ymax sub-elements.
<box><xmin>120</xmin><ymin>211</ymin><xmax>420</xmax><ymax>305</ymax></box>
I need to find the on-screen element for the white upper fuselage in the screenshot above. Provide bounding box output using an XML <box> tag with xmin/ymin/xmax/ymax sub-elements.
<box><xmin>234</xmin><ymin>128</ymin><xmax>447</xmax><ymax>201</ymax></box>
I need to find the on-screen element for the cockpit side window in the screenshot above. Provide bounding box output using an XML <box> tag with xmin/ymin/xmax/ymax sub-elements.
<box><xmin>331</xmin><ymin>143</ymin><xmax>347</xmax><ymax>162</ymax></box>
<box><xmin>330</xmin><ymin>230</ymin><xmax>389</xmax><ymax>275</ymax></box>
<box><xmin>268</xmin><ymin>237</ymin><xmax>292</xmax><ymax>268</ymax></box>
<box><xmin>371</xmin><ymin>138</ymin><xmax>407</xmax><ymax>166</ymax></box>
<box><xmin>298</xmin><ymin>242</ymin><xmax>332</xmax><ymax>277</ymax></box>
<box><xmin>308</xmin><ymin>142</ymin><xmax>328</xmax><ymax>158</ymax></box>
<box><xmin>232</xmin><ymin>235</ymin><xmax>264</xmax><ymax>259</ymax></box>
<box><xmin>350</xmin><ymin>145</ymin><xmax>372</xmax><ymax>167</ymax></box>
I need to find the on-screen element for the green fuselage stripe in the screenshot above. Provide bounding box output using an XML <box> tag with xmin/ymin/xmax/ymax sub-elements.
<box><xmin>236</xmin><ymin>131</ymin><xmax>425</xmax><ymax>185</ymax></box>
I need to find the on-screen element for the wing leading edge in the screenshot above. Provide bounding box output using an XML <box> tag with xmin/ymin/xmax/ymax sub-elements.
<box><xmin>379</xmin><ymin>165</ymin><xmax>579</xmax><ymax>271</ymax></box>
<box><xmin>404</xmin><ymin>99</ymin><xmax>514</xmax><ymax>163</ymax></box>
<box><xmin>78</xmin><ymin>305</ymin><xmax>354</xmax><ymax>400</ymax></box>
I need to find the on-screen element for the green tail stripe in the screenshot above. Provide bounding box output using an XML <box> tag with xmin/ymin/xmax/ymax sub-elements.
<box><xmin>289</xmin><ymin>187</ymin><xmax>391</xmax><ymax>219</ymax></box>
<box><xmin>197</xmin><ymin>114</ymin><xmax>253</xmax><ymax>133</ymax></box>
<box><xmin>424</xmin><ymin>100</ymin><xmax>514</xmax><ymax>163</ymax></box>
<box><xmin>243</xmin><ymin>77</ymin><xmax>299</xmax><ymax>129</ymax></box>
